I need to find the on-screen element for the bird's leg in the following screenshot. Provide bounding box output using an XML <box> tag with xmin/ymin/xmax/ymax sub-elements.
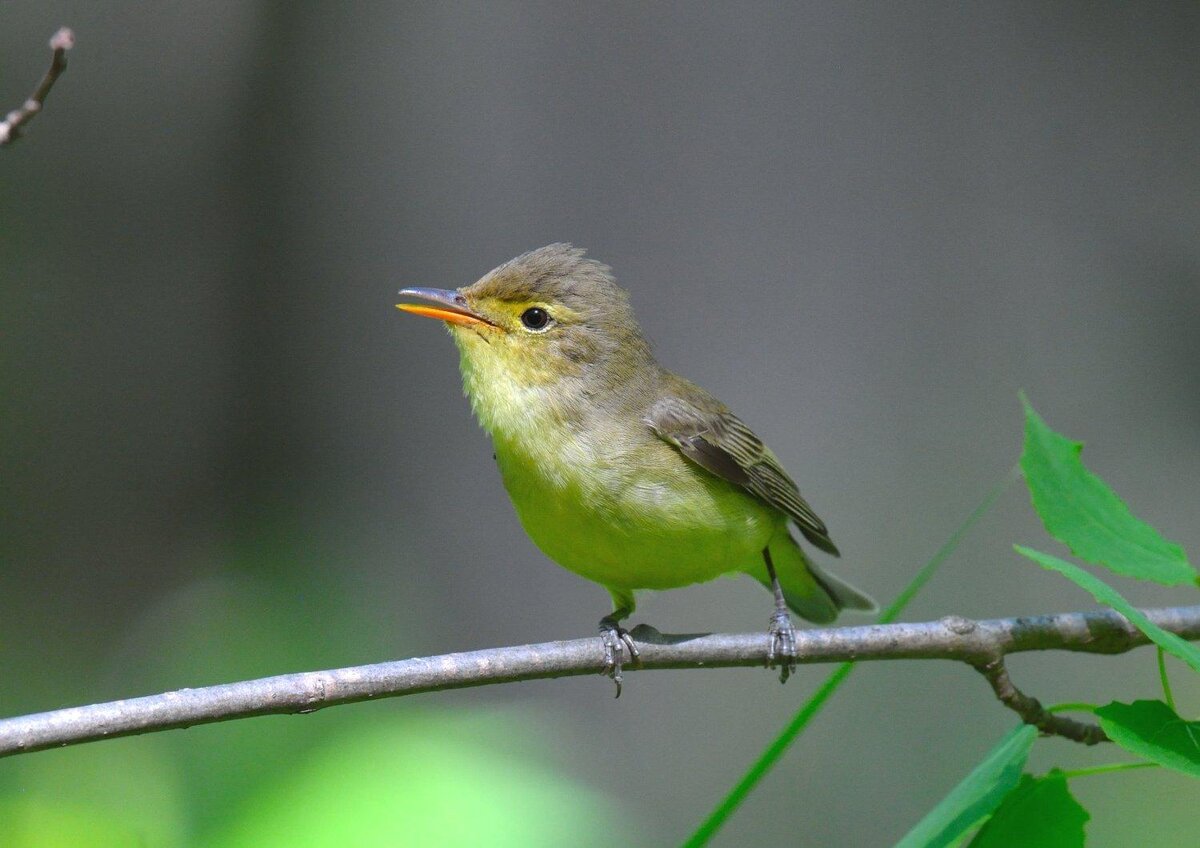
<box><xmin>763</xmin><ymin>547</ymin><xmax>797</xmax><ymax>684</ymax></box>
<box><xmin>598</xmin><ymin>595</ymin><xmax>640</xmax><ymax>698</ymax></box>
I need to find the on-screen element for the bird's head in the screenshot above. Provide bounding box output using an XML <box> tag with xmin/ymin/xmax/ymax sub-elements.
<box><xmin>397</xmin><ymin>245</ymin><xmax>653</xmax><ymax>405</ymax></box>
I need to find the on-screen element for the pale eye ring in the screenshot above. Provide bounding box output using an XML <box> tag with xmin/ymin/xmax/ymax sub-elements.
<box><xmin>520</xmin><ymin>307</ymin><xmax>552</xmax><ymax>331</ymax></box>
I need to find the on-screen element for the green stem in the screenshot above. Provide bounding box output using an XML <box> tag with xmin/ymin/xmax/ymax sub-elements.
<box><xmin>1046</xmin><ymin>702</ymin><xmax>1099</xmax><ymax>714</ymax></box>
<box><xmin>682</xmin><ymin>465</ymin><xmax>1020</xmax><ymax>848</ymax></box>
<box><xmin>1058</xmin><ymin>761</ymin><xmax>1159</xmax><ymax>780</ymax></box>
<box><xmin>877</xmin><ymin>464</ymin><xmax>1021</xmax><ymax>625</ymax></box>
<box><xmin>1158</xmin><ymin>647</ymin><xmax>1177</xmax><ymax>712</ymax></box>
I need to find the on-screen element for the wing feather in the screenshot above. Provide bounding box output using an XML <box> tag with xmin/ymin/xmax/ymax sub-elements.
<box><xmin>645</xmin><ymin>395</ymin><xmax>840</xmax><ymax>556</ymax></box>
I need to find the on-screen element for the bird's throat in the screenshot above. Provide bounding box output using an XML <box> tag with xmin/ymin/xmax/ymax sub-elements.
<box><xmin>452</xmin><ymin>329</ymin><xmax>582</xmax><ymax>447</ymax></box>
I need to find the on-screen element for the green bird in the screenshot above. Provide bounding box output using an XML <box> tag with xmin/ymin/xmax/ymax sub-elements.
<box><xmin>397</xmin><ymin>244</ymin><xmax>874</xmax><ymax>691</ymax></box>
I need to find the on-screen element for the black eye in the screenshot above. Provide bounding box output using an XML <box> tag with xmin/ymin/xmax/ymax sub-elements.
<box><xmin>520</xmin><ymin>307</ymin><xmax>551</xmax><ymax>330</ymax></box>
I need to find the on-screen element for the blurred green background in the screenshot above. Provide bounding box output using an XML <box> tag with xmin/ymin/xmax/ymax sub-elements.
<box><xmin>3</xmin><ymin>3</ymin><xmax>1198</xmax><ymax>845</ymax></box>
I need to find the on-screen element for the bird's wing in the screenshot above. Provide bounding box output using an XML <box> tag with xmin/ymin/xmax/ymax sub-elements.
<box><xmin>645</xmin><ymin>394</ymin><xmax>840</xmax><ymax>556</ymax></box>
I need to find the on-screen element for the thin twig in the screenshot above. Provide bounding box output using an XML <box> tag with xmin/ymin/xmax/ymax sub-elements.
<box><xmin>973</xmin><ymin>657</ymin><xmax>1107</xmax><ymax>744</ymax></box>
<box><xmin>0</xmin><ymin>605</ymin><xmax>1197</xmax><ymax>758</ymax></box>
<box><xmin>1</xmin><ymin>27</ymin><xmax>75</xmax><ymax>146</ymax></box>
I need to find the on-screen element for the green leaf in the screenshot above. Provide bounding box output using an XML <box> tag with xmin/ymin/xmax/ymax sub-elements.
<box><xmin>1016</xmin><ymin>546</ymin><xmax>1200</xmax><ymax>674</ymax></box>
<box><xmin>686</xmin><ymin>468</ymin><xmax>1020</xmax><ymax>848</ymax></box>
<box><xmin>895</xmin><ymin>725</ymin><xmax>1037</xmax><ymax>848</ymax></box>
<box><xmin>968</xmin><ymin>772</ymin><xmax>1089</xmax><ymax>848</ymax></box>
<box><xmin>1096</xmin><ymin>700</ymin><xmax>1200</xmax><ymax>778</ymax></box>
<box><xmin>1020</xmin><ymin>395</ymin><xmax>1195</xmax><ymax>586</ymax></box>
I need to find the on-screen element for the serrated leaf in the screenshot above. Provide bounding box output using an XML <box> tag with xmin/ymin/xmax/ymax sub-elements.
<box><xmin>1020</xmin><ymin>396</ymin><xmax>1195</xmax><ymax>586</ymax></box>
<box><xmin>1016</xmin><ymin>546</ymin><xmax>1200</xmax><ymax>674</ymax></box>
<box><xmin>895</xmin><ymin>725</ymin><xmax>1037</xmax><ymax>848</ymax></box>
<box><xmin>968</xmin><ymin>771</ymin><xmax>1089</xmax><ymax>848</ymax></box>
<box><xmin>1096</xmin><ymin>700</ymin><xmax>1200</xmax><ymax>778</ymax></box>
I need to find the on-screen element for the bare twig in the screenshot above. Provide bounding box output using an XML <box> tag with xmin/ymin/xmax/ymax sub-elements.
<box><xmin>974</xmin><ymin>657</ymin><xmax>1107</xmax><ymax>745</ymax></box>
<box><xmin>0</xmin><ymin>605</ymin><xmax>1197</xmax><ymax>758</ymax></box>
<box><xmin>1</xmin><ymin>27</ymin><xmax>74</xmax><ymax>146</ymax></box>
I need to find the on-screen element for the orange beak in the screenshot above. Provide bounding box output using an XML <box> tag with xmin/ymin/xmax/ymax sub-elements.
<box><xmin>395</xmin><ymin>288</ymin><xmax>496</xmax><ymax>330</ymax></box>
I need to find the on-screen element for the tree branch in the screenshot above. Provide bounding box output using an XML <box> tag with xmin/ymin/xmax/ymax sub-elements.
<box><xmin>973</xmin><ymin>657</ymin><xmax>1107</xmax><ymax>745</ymax></box>
<box><xmin>1</xmin><ymin>27</ymin><xmax>74</xmax><ymax>146</ymax></box>
<box><xmin>1</xmin><ymin>605</ymin><xmax>1197</xmax><ymax>758</ymax></box>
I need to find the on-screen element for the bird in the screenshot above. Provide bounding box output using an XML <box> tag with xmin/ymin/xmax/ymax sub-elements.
<box><xmin>396</xmin><ymin>244</ymin><xmax>874</xmax><ymax>693</ymax></box>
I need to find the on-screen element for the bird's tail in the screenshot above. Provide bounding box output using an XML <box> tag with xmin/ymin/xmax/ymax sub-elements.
<box><xmin>753</xmin><ymin>530</ymin><xmax>876</xmax><ymax>624</ymax></box>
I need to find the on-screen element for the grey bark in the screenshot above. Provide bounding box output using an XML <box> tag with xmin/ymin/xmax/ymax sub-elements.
<box><xmin>0</xmin><ymin>28</ymin><xmax>73</xmax><ymax>145</ymax></box>
<box><xmin>2</xmin><ymin>605</ymin><xmax>1198</xmax><ymax>758</ymax></box>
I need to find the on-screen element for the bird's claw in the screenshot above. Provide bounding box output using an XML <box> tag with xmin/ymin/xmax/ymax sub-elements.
<box><xmin>599</xmin><ymin>618</ymin><xmax>640</xmax><ymax>698</ymax></box>
<box><xmin>766</xmin><ymin>609</ymin><xmax>797</xmax><ymax>684</ymax></box>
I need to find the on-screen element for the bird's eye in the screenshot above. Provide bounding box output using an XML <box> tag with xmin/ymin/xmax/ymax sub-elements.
<box><xmin>520</xmin><ymin>307</ymin><xmax>552</xmax><ymax>331</ymax></box>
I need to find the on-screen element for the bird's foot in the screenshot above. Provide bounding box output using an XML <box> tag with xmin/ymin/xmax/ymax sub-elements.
<box><xmin>766</xmin><ymin>609</ymin><xmax>797</xmax><ymax>684</ymax></box>
<box><xmin>599</xmin><ymin>616</ymin><xmax>640</xmax><ymax>698</ymax></box>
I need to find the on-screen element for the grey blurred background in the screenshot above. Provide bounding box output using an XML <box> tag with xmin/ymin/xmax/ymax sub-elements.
<box><xmin>3</xmin><ymin>2</ymin><xmax>1198</xmax><ymax>845</ymax></box>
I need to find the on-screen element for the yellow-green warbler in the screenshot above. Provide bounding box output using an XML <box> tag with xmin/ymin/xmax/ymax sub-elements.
<box><xmin>397</xmin><ymin>244</ymin><xmax>873</xmax><ymax>692</ymax></box>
